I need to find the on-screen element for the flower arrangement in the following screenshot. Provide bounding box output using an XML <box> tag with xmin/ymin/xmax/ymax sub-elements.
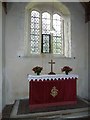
<box><xmin>32</xmin><ymin>66</ymin><xmax>43</xmax><ymax>75</ymax></box>
<box><xmin>61</xmin><ymin>66</ymin><xmax>72</xmax><ymax>75</ymax></box>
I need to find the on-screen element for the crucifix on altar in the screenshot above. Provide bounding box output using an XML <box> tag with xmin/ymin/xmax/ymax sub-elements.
<box><xmin>48</xmin><ymin>59</ymin><xmax>56</xmax><ymax>75</ymax></box>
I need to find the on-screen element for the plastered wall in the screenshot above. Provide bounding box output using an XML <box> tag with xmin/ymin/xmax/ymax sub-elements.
<box><xmin>88</xmin><ymin>21</ymin><xmax>90</xmax><ymax>99</ymax></box>
<box><xmin>0</xmin><ymin>1</ymin><xmax>2</xmax><ymax>116</ymax></box>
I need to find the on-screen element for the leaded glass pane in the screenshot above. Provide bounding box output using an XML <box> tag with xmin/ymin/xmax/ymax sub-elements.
<box><xmin>42</xmin><ymin>12</ymin><xmax>50</xmax><ymax>34</ymax></box>
<box><xmin>41</xmin><ymin>34</ymin><xmax>51</xmax><ymax>53</ymax></box>
<box><xmin>30</xmin><ymin>10</ymin><xmax>64</xmax><ymax>55</ymax></box>
<box><xmin>53</xmin><ymin>36</ymin><xmax>62</xmax><ymax>54</ymax></box>
<box><xmin>53</xmin><ymin>14</ymin><xmax>64</xmax><ymax>54</ymax></box>
<box><xmin>30</xmin><ymin>11</ymin><xmax>40</xmax><ymax>54</ymax></box>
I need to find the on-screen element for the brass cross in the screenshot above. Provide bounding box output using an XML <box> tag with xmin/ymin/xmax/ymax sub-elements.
<box><xmin>48</xmin><ymin>59</ymin><xmax>56</xmax><ymax>75</ymax></box>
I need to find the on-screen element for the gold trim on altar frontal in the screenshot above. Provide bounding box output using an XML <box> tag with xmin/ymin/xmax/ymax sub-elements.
<box><xmin>50</xmin><ymin>86</ymin><xmax>58</xmax><ymax>97</ymax></box>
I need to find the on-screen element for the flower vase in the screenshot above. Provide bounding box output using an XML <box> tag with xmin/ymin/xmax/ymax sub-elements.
<box><xmin>65</xmin><ymin>71</ymin><xmax>68</xmax><ymax>75</ymax></box>
<box><xmin>37</xmin><ymin>72</ymin><xmax>40</xmax><ymax>75</ymax></box>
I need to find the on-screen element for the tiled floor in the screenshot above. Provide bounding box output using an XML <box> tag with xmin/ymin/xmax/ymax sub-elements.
<box><xmin>2</xmin><ymin>104</ymin><xmax>14</xmax><ymax>118</ymax></box>
<box><xmin>2</xmin><ymin>97</ymin><xmax>90</xmax><ymax>120</ymax></box>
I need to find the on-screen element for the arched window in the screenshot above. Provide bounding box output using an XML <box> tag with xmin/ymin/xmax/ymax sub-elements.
<box><xmin>24</xmin><ymin>3</ymin><xmax>71</xmax><ymax>57</ymax></box>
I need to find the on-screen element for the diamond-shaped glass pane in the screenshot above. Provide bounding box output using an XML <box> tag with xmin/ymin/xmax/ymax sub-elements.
<box><xmin>53</xmin><ymin>14</ymin><xmax>64</xmax><ymax>54</ymax></box>
<box><xmin>30</xmin><ymin>11</ymin><xmax>40</xmax><ymax>54</ymax></box>
<box><xmin>42</xmin><ymin>34</ymin><xmax>51</xmax><ymax>53</ymax></box>
<box><xmin>42</xmin><ymin>12</ymin><xmax>50</xmax><ymax>34</ymax></box>
<box><xmin>30</xmin><ymin>10</ymin><xmax>64</xmax><ymax>55</ymax></box>
<box><xmin>53</xmin><ymin>36</ymin><xmax>63</xmax><ymax>54</ymax></box>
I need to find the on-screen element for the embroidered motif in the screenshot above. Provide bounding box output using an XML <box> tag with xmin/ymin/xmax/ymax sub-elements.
<box><xmin>50</xmin><ymin>86</ymin><xmax>58</xmax><ymax>97</ymax></box>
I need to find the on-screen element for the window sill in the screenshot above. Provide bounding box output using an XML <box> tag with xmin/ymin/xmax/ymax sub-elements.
<box><xmin>21</xmin><ymin>53</ymin><xmax>74</xmax><ymax>59</ymax></box>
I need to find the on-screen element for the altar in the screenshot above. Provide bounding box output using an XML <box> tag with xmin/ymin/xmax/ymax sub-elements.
<box><xmin>28</xmin><ymin>74</ymin><xmax>78</xmax><ymax>110</ymax></box>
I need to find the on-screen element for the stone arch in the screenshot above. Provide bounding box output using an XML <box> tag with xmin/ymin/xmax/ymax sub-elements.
<box><xmin>24</xmin><ymin>1</ymin><xmax>71</xmax><ymax>57</ymax></box>
<box><xmin>25</xmin><ymin>2</ymin><xmax>70</xmax><ymax>16</ymax></box>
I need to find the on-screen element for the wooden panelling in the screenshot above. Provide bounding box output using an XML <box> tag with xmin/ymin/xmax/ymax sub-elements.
<box><xmin>81</xmin><ymin>2</ymin><xmax>90</xmax><ymax>22</ymax></box>
<box><xmin>2</xmin><ymin>2</ymin><xmax>7</xmax><ymax>14</ymax></box>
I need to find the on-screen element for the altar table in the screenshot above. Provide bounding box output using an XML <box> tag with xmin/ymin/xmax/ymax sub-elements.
<box><xmin>28</xmin><ymin>74</ymin><xmax>78</xmax><ymax>109</ymax></box>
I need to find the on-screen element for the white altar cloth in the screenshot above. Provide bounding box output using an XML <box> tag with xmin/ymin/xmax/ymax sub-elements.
<box><xmin>28</xmin><ymin>74</ymin><xmax>78</xmax><ymax>81</ymax></box>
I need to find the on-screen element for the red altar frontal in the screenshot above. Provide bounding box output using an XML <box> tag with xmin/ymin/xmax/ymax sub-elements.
<box><xmin>28</xmin><ymin>74</ymin><xmax>78</xmax><ymax>110</ymax></box>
